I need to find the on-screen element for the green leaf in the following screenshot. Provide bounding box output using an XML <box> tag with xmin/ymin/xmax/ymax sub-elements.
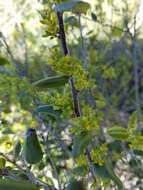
<box><xmin>22</xmin><ymin>129</ymin><xmax>43</xmax><ymax>164</ymax></box>
<box><xmin>111</xmin><ymin>27</ymin><xmax>123</xmax><ymax>37</ymax></box>
<box><xmin>72</xmin><ymin>131</ymin><xmax>91</xmax><ymax>158</ymax></box>
<box><xmin>66</xmin><ymin>178</ymin><xmax>87</xmax><ymax>190</ymax></box>
<box><xmin>54</xmin><ymin>1</ymin><xmax>90</xmax><ymax>14</ymax></box>
<box><xmin>0</xmin><ymin>179</ymin><xmax>39</xmax><ymax>190</ymax></box>
<box><xmin>128</xmin><ymin>111</ymin><xmax>137</xmax><ymax>129</ymax></box>
<box><xmin>94</xmin><ymin>158</ymin><xmax>123</xmax><ymax>188</ymax></box>
<box><xmin>133</xmin><ymin>149</ymin><xmax>143</xmax><ymax>156</ymax></box>
<box><xmin>8</xmin><ymin>170</ymin><xmax>28</xmax><ymax>180</ymax></box>
<box><xmin>107</xmin><ymin>127</ymin><xmax>129</xmax><ymax>140</ymax></box>
<box><xmin>2</xmin><ymin>128</ymin><xmax>14</xmax><ymax>134</ymax></box>
<box><xmin>91</xmin><ymin>12</ymin><xmax>97</xmax><ymax>21</ymax></box>
<box><xmin>35</xmin><ymin>105</ymin><xmax>61</xmax><ymax>120</ymax></box>
<box><xmin>0</xmin><ymin>56</ymin><xmax>9</xmax><ymax>65</ymax></box>
<box><xmin>0</xmin><ymin>157</ymin><xmax>6</xmax><ymax>169</ymax></box>
<box><xmin>108</xmin><ymin>141</ymin><xmax>123</xmax><ymax>153</ymax></box>
<box><xmin>64</xmin><ymin>16</ymin><xmax>78</xmax><ymax>27</ymax></box>
<box><xmin>94</xmin><ymin>164</ymin><xmax>111</xmax><ymax>180</ymax></box>
<box><xmin>105</xmin><ymin>157</ymin><xmax>124</xmax><ymax>190</ymax></box>
<box><xmin>33</xmin><ymin>75</ymin><xmax>69</xmax><ymax>89</ymax></box>
<box><xmin>13</xmin><ymin>141</ymin><xmax>21</xmax><ymax>160</ymax></box>
<box><xmin>72</xmin><ymin>166</ymin><xmax>87</xmax><ymax>176</ymax></box>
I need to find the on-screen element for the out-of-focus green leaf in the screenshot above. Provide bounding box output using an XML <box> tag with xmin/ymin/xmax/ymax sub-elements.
<box><xmin>108</xmin><ymin>141</ymin><xmax>123</xmax><ymax>153</ymax></box>
<box><xmin>129</xmin><ymin>158</ymin><xmax>143</xmax><ymax>178</ymax></box>
<box><xmin>72</xmin><ymin>166</ymin><xmax>87</xmax><ymax>176</ymax></box>
<box><xmin>0</xmin><ymin>157</ymin><xmax>6</xmax><ymax>169</ymax></box>
<box><xmin>91</xmin><ymin>12</ymin><xmax>97</xmax><ymax>21</ymax></box>
<box><xmin>64</xmin><ymin>16</ymin><xmax>78</xmax><ymax>27</ymax></box>
<box><xmin>22</xmin><ymin>128</ymin><xmax>43</xmax><ymax>164</ymax></box>
<box><xmin>8</xmin><ymin>170</ymin><xmax>28</xmax><ymax>180</ymax></box>
<box><xmin>94</xmin><ymin>164</ymin><xmax>110</xmax><ymax>180</ymax></box>
<box><xmin>13</xmin><ymin>141</ymin><xmax>21</xmax><ymax>160</ymax></box>
<box><xmin>33</xmin><ymin>75</ymin><xmax>69</xmax><ymax>89</ymax></box>
<box><xmin>105</xmin><ymin>157</ymin><xmax>124</xmax><ymax>190</ymax></box>
<box><xmin>0</xmin><ymin>56</ymin><xmax>9</xmax><ymax>65</ymax></box>
<box><xmin>107</xmin><ymin>127</ymin><xmax>129</xmax><ymax>140</ymax></box>
<box><xmin>128</xmin><ymin>111</ymin><xmax>137</xmax><ymax>129</ymax></box>
<box><xmin>2</xmin><ymin>128</ymin><xmax>14</xmax><ymax>135</ymax></box>
<box><xmin>66</xmin><ymin>178</ymin><xmax>87</xmax><ymax>190</ymax></box>
<box><xmin>94</xmin><ymin>158</ymin><xmax>123</xmax><ymax>189</ymax></box>
<box><xmin>111</xmin><ymin>27</ymin><xmax>123</xmax><ymax>37</ymax></box>
<box><xmin>0</xmin><ymin>179</ymin><xmax>39</xmax><ymax>190</ymax></box>
<box><xmin>35</xmin><ymin>105</ymin><xmax>61</xmax><ymax>120</ymax></box>
<box><xmin>133</xmin><ymin>149</ymin><xmax>143</xmax><ymax>156</ymax></box>
<box><xmin>54</xmin><ymin>1</ymin><xmax>90</xmax><ymax>14</ymax></box>
<box><xmin>72</xmin><ymin>131</ymin><xmax>91</xmax><ymax>158</ymax></box>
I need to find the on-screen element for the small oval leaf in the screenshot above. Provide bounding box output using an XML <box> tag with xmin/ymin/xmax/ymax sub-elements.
<box><xmin>107</xmin><ymin>127</ymin><xmax>129</xmax><ymax>140</ymax></box>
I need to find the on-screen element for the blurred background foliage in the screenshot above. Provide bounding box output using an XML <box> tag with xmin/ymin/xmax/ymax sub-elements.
<box><xmin>0</xmin><ymin>0</ymin><xmax>143</xmax><ymax>190</ymax></box>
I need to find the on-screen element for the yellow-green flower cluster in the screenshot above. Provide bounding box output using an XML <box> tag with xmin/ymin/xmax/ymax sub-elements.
<box><xmin>49</xmin><ymin>88</ymin><xmax>73</xmax><ymax>118</ymax></box>
<box><xmin>91</xmin><ymin>144</ymin><xmax>108</xmax><ymax>165</ymax></box>
<box><xmin>40</xmin><ymin>7</ymin><xmax>58</xmax><ymax>38</ymax></box>
<box><xmin>76</xmin><ymin>154</ymin><xmax>87</xmax><ymax>166</ymax></box>
<box><xmin>102</xmin><ymin>66</ymin><xmax>117</xmax><ymax>80</ymax></box>
<box><xmin>71</xmin><ymin>105</ymin><xmax>102</xmax><ymax>134</ymax></box>
<box><xmin>48</xmin><ymin>49</ymin><xmax>89</xmax><ymax>90</ymax></box>
<box><xmin>129</xmin><ymin>133</ymin><xmax>143</xmax><ymax>151</ymax></box>
<box><xmin>73</xmin><ymin>115</ymin><xmax>100</xmax><ymax>132</ymax></box>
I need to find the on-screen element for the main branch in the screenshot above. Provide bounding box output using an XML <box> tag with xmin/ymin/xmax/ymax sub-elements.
<box><xmin>56</xmin><ymin>11</ymin><xmax>81</xmax><ymax>117</ymax></box>
<box><xmin>56</xmin><ymin>11</ymin><xmax>97</xmax><ymax>182</ymax></box>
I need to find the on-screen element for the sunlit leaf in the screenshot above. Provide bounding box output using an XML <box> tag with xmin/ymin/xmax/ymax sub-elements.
<box><xmin>0</xmin><ymin>157</ymin><xmax>6</xmax><ymax>169</ymax></box>
<box><xmin>107</xmin><ymin>127</ymin><xmax>129</xmax><ymax>140</ymax></box>
<box><xmin>111</xmin><ymin>27</ymin><xmax>123</xmax><ymax>37</ymax></box>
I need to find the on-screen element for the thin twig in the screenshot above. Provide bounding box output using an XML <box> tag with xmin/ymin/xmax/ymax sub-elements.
<box><xmin>43</xmin><ymin>135</ymin><xmax>62</xmax><ymax>190</ymax></box>
<box><xmin>0</xmin><ymin>31</ymin><xmax>19</xmax><ymax>73</ymax></box>
<box><xmin>0</xmin><ymin>152</ymin><xmax>57</xmax><ymax>190</ymax></box>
